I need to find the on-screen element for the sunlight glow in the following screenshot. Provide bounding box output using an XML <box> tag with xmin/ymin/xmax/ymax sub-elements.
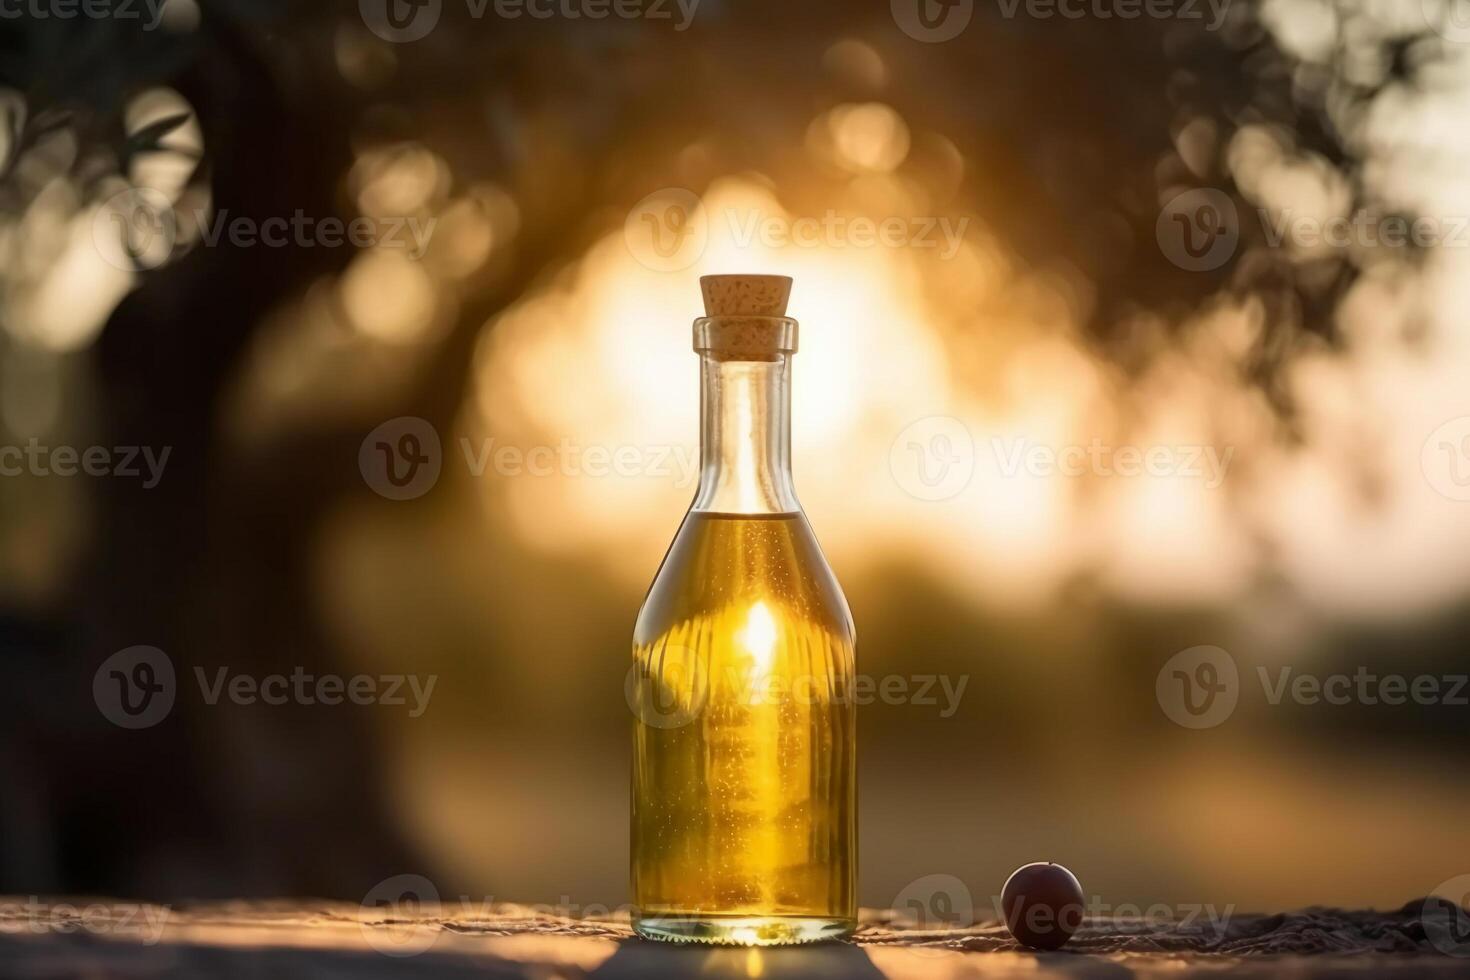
<box><xmin>738</xmin><ymin>601</ymin><xmax>779</xmax><ymax>681</ymax></box>
<box><xmin>458</xmin><ymin>43</ymin><xmax>1470</xmax><ymax>622</ymax></box>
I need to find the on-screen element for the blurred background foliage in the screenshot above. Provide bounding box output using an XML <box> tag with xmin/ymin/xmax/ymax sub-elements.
<box><xmin>2</xmin><ymin>0</ymin><xmax>1469</xmax><ymax>912</ymax></box>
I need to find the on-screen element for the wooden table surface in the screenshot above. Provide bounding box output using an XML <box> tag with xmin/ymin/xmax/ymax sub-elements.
<box><xmin>2</xmin><ymin>899</ymin><xmax>1468</xmax><ymax>978</ymax></box>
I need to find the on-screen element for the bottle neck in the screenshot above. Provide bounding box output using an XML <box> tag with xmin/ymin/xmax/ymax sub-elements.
<box><xmin>691</xmin><ymin>354</ymin><xmax>799</xmax><ymax>514</ymax></box>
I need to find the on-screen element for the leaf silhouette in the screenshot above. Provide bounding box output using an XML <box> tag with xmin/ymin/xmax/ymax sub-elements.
<box><xmin>123</xmin><ymin>111</ymin><xmax>197</xmax><ymax>164</ymax></box>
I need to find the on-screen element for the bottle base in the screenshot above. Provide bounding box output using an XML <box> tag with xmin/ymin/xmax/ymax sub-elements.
<box><xmin>632</xmin><ymin>914</ymin><xmax>855</xmax><ymax>946</ymax></box>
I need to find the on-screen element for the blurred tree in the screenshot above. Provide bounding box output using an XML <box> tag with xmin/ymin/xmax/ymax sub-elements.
<box><xmin>0</xmin><ymin>0</ymin><xmax>1446</xmax><ymax>897</ymax></box>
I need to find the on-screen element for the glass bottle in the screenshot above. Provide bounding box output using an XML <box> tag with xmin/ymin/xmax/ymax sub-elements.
<box><xmin>629</xmin><ymin>274</ymin><xmax>857</xmax><ymax>945</ymax></box>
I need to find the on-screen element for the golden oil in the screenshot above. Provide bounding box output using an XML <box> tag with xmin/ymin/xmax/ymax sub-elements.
<box><xmin>630</xmin><ymin>276</ymin><xmax>856</xmax><ymax>945</ymax></box>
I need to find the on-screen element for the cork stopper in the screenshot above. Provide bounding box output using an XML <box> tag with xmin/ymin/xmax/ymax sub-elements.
<box><xmin>695</xmin><ymin>274</ymin><xmax>797</xmax><ymax>361</ymax></box>
<box><xmin>700</xmin><ymin>274</ymin><xmax>792</xmax><ymax>317</ymax></box>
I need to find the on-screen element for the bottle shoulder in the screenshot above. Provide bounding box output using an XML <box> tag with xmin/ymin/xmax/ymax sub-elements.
<box><xmin>634</xmin><ymin>509</ymin><xmax>854</xmax><ymax>646</ymax></box>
